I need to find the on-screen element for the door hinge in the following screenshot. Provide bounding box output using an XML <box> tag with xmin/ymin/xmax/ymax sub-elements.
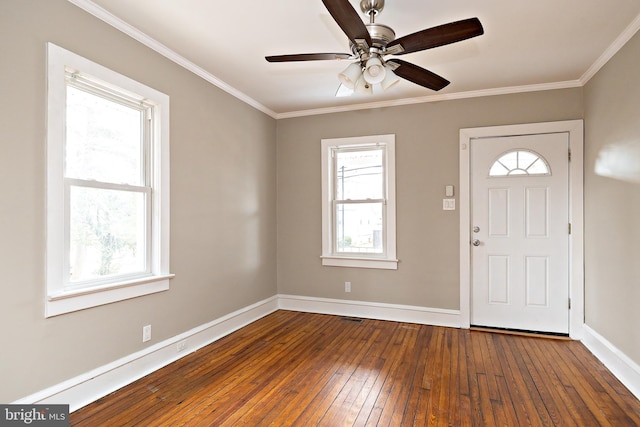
<box><xmin>568</xmin><ymin>148</ymin><xmax>572</xmax><ymax>161</ymax></box>
<box><xmin>568</xmin><ymin>298</ymin><xmax>572</xmax><ymax>310</ymax></box>
<box><xmin>568</xmin><ymin>223</ymin><xmax>572</xmax><ymax>234</ymax></box>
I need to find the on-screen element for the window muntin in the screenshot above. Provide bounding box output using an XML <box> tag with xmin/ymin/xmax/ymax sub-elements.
<box><xmin>65</xmin><ymin>83</ymin><xmax>145</xmax><ymax>185</ymax></box>
<box><xmin>489</xmin><ymin>150</ymin><xmax>550</xmax><ymax>176</ymax></box>
<box><xmin>333</xmin><ymin>147</ymin><xmax>385</xmax><ymax>255</ymax></box>
<box><xmin>321</xmin><ymin>135</ymin><xmax>397</xmax><ymax>270</ymax></box>
<box><xmin>46</xmin><ymin>43</ymin><xmax>172</xmax><ymax>317</ymax></box>
<box><xmin>65</xmin><ymin>75</ymin><xmax>153</xmax><ymax>287</ymax></box>
<box><xmin>335</xmin><ymin>148</ymin><xmax>384</xmax><ymax>200</ymax></box>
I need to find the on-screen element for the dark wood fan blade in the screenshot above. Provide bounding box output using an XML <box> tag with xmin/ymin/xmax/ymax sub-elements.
<box><xmin>322</xmin><ymin>0</ymin><xmax>372</xmax><ymax>46</ymax></box>
<box><xmin>387</xmin><ymin>59</ymin><xmax>450</xmax><ymax>91</ymax></box>
<box><xmin>387</xmin><ymin>18</ymin><xmax>483</xmax><ymax>55</ymax></box>
<box><xmin>266</xmin><ymin>53</ymin><xmax>352</xmax><ymax>62</ymax></box>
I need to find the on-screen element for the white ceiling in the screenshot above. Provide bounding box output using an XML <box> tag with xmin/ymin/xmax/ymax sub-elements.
<box><xmin>77</xmin><ymin>0</ymin><xmax>640</xmax><ymax>118</ymax></box>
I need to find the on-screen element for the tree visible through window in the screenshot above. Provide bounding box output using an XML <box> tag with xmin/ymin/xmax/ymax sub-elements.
<box><xmin>46</xmin><ymin>43</ymin><xmax>172</xmax><ymax>317</ymax></box>
<box><xmin>65</xmin><ymin>80</ymin><xmax>150</xmax><ymax>285</ymax></box>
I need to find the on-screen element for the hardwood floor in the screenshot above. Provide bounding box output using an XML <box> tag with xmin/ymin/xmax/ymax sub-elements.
<box><xmin>70</xmin><ymin>310</ymin><xmax>640</xmax><ymax>426</ymax></box>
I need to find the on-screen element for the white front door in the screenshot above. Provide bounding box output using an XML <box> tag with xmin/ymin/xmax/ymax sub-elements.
<box><xmin>471</xmin><ymin>132</ymin><xmax>570</xmax><ymax>334</ymax></box>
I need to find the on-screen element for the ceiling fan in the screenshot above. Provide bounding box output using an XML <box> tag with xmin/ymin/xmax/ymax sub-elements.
<box><xmin>266</xmin><ymin>0</ymin><xmax>484</xmax><ymax>96</ymax></box>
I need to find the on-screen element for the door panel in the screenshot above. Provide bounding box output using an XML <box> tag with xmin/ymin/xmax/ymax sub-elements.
<box><xmin>488</xmin><ymin>188</ymin><xmax>509</xmax><ymax>236</ymax></box>
<box><xmin>525</xmin><ymin>256</ymin><xmax>548</xmax><ymax>306</ymax></box>
<box><xmin>471</xmin><ymin>132</ymin><xmax>569</xmax><ymax>334</ymax></box>
<box><xmin>526</xmin><ymin>188</ymin><xmax>548</xmax><ymax>237</ymax></box>
<box><xmin>488</xmin><ymin>255</ymin><xmax>509</xmax><ymax>303</ymax></box>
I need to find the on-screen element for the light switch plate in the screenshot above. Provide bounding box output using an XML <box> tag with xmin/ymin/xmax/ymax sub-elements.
<box><xmin>443</xmin><ymin>199</ymin><xmax>456</xmax><ymax>210</ymax></box>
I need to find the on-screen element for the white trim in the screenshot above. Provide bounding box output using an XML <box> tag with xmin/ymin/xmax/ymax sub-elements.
<box><xmin>46</xmin><ymin>42</ymin><xmax>173</xmax><ymax>317</ymax></box>
<box><xmin>66</xmin><ymin>0</ymin><xmax>277</xmax><ymax>119</ymax></box>
<box><xmin>459</xmin><ymin>120</ymin><xmax>584</xmax><ymax>339</ymax></box>
<box><xmin>277</xmin><ymin>294</ymin><xmax>460</xmax><ymax>328</ymax></box>
<box><xmin>14</xmin><ymin>296</ymin><xmax>279</xmax><ymax>411</ymax></box>
<box><xmin>65</xmin><ymin>1</ymin><xmax>640</xmax><ymax>119</ymax></box>
<box><xmin>277</xmin><ymin>80</ymin><xmax>583</xmax><ymax>119</ymax></box>
<box><xmin>45</xmin><ymin>277</ymin><xmax>173</xmax><ymax>318</ymax></box>
<box><xmin>22</xmin><ymin>294</ymin><xmax>640</xmax><ymax>413</ymax></box>
<box><xmin>47</xmin><ymin>274</ymin><xmax>175</xmax><ymax>301</ymax></box>
<box><xmin>13</xmin><ymin>295</ymin><xmax>459</xmax><ymax>411</ymax></box>
<box><xmin>67</xmin><ymin>0</ymin><xmax>578</xmax><ymax>120</ymax></box>
<box><xmin>320</xmin><ymin>134</ymin><xmax>397</xmax><ymax>270</ymax></box>
<box><xmin>580</xmin><ymin>13</ymin><xmax>640</xmax><ymax>85</ymax></box>
<box><xmin>320</xmin><ymin>256</ymin><xmax>399</xmax><ymax>270</ymax></box>
<box><xmin>581</xmin><ymin>324</ymin><xmax>640</xmax><ymax>400</ymax></box>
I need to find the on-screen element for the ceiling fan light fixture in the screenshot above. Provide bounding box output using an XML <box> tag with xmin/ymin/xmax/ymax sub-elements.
<box><xmin>267</xmin><ymin>0</ymin><xmax>485</xmax><ymax>98</ymax></box>
<box><xmin>338</xmin><ymin>62</ymin><xmax>363</xmax><ymax>89</ymax></box>
<box><xmin>380</xmin><ymin>64</ymin><xmax>400</xmax><ymax>90</ymax></box>
<box><xmin>335</xmin><ymin>83</ymin><xmax>354</xmax><ymax>97</ymax></box>
<box><xmin>354</xmin><ymin>76</ymin><xmax>373</xmax><ymax>95</ymax></box>
<box><xmin>363</xmin><ymin>56</ymin><xmax>386</xmax><ymax>84</ymax></box>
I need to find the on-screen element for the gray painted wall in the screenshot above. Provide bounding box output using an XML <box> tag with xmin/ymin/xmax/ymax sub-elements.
<box><xmin>584</xmin><ymin>30</ymin><xmax>640</xmax><ymax>365</ymax></box>
<box><xmin>0</xmin><ymin>0</ymin><xmax>277</xmax><ymax>402</ymax></box>
<box><xmin>3</xmin><ymin>0</ymin><xmax>640</xmax><ymax>407</ymax></box>
<box><xmin>276</xmin><ymin>90</ymin><xmax>583</xmax><ymax>309</ymax></box>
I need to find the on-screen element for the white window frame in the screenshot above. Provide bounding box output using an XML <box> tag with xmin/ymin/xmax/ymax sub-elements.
<box><xmin>321</xmin><ymin>134</ymin><xmax>398</xmax><ymax>270</ymax></box>
<box><xmin>46</xmin><ymin>43</ymin><xmax>173</xmax><ymax>317</ymax></box>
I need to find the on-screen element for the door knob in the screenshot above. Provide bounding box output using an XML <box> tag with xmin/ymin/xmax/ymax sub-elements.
<box><xmin>472</xmin><ymin>239</ymin><xmax>481</xmax><ymax>246</ymax></box>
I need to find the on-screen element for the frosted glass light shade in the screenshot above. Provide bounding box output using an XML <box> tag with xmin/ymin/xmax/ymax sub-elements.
<box><xmin>363</xmin><ymin>57</ymin><xmax>386</xmax><ymax>84</ymax></box>
<box><xmin>338</xmin><ymin>63</ymin><xmax>363</xmax><ymax>89</ymax></box>
<box><xmin>381</xmin><ymin>66</ymin><xmax>400</xmax><ymax>90</ymax></box>
<box><xmin>354</xmin><ymin>76</ymin><xmax>373</xmax><ymax>95</ymax></box>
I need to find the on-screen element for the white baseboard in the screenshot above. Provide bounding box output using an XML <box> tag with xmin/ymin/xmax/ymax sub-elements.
<box><xmin>581</xmin><ymin>324</ymin><xmax>640</xmax><ymax>400</ymax></box>
<box><xmin>277</xmin><ymin>294</ymin><xmax>461</xmax><ymax>328</ymax></box>
<box><xmin>11</xmin><ymin>295</ymin><xmax>466</xmax><ymax>412</ymax></box>
<box><xmin>18</xmin><ymin>294</ymin><xmax>640</xmax><ymax>413</ymax></box>
<box><xmin>14</xmin><ymin>296</ymin><xmax>279</xmax><ymax>411</ymax></box>
<box><xmin>24</xmin><ymin>294</ymin><xmax>640</xmax><ymax>414</ymax></box>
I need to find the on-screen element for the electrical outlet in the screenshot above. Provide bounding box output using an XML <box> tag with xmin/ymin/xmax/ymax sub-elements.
<box><xmin>142</xmin><ymin>325</ymin><xmax>151</xmax><ymax>342</ymax></box>
<box><xmin>345</xmin><ymin>281</ymin><xmax>351</xmax><ymax>292</ymax></box>
<box><xmin>177</xmin><ymin>340</ymin><xmax>187</xmax><ymax>352</ymax></box>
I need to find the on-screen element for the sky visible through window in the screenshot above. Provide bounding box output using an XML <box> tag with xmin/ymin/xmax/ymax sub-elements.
<box><xmin>489</xmin><ymin>150</ymin><xmax>550</xmax><ymax>176</ymax></box>
<box><xmin>335</xmin><ymin>148</ymin><xmax>384</xmax><ymax>253</ymax></box>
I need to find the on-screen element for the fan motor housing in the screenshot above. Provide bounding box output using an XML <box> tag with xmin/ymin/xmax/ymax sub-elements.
<box><xmin>366</xmin><ymin>23</ymin><xmax>395</xmax><ymax>47</ymax></box>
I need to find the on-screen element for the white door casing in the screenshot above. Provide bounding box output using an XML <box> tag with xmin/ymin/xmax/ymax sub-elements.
<box><xmin>459</xmin><ymin>120</ymin><xmax>584</xmax><ymax>339</ymax></box>
<box><xmin>471</xmin><ymin>133</ymin><xmax>569</xmax><ymax>333</ymax></box>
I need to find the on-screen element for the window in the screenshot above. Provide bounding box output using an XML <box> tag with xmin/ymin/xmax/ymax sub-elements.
<box><xmin>46</xmin><ymin>43</ymin><xmax>172</xmax><ymax>317</ymax></box>
<box><xmin>489</xmin><ymin>150</ymin><xmax>550</xmax><ymax>176</ymax></box>
<box><xmin>321</xmin><ymin>135</ymin><xmax>397</xmax><ymax>269</ymax></box>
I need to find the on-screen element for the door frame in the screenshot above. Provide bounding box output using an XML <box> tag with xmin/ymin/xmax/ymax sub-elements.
<box><xmin>459</xmin><ymin>120</ymin><xmax>584</xmax><ymax>339</ymax></box>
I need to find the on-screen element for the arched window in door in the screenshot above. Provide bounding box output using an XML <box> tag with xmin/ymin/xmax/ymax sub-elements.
<box><xmin>489</xmin><ymin>150</ymin><xmax>550</xmax><ymax>177</ymax></box>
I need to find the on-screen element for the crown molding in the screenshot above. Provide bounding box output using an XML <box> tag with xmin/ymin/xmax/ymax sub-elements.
<box><xmin>275</xmin><ymin>80</ymin><xmax>583</xmax><ymax>119</ymax></box>
<box><xmin>580</xmin><ymin>12</ymin><xmax>640</xmax><ymax>85</ymax></box>
<box><xmin>66</xmin><ymin>0</ymin><xmax>278</xmax><ymax>119</ymax></box>
<box><xmin>67</xmin><ymin>0</ymin><xmax>640</xmax><ymax>121</ymax></box>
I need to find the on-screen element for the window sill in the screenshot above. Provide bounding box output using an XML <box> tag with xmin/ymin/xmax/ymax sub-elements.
<box><xmin>321</xmin><ymin>256</ymin><xmax>398</xmax><ymax>270</ymax></box>
<box><xmin>45</xmin><ymin>274</ymin><xmax>174</xmax><ymax>317</ymax></box>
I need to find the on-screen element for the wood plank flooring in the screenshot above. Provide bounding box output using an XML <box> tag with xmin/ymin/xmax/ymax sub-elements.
<box><xmin>70</xmin><ymin>310</ymin><xmax>640</xmax><ymax>426</ymax></box>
